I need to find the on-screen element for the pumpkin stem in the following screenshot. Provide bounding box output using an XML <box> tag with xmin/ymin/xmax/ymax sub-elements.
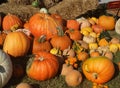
<box><xmin>38</xmin><ymin>35</ymin><xmax>46</xmax><ymax>43</ymax></box>
<box><xmin>69</xmin><ymin>28</ymin><xmax>74</xmax><ymax>32</ymax></box>
<box><xmin>92</xmin><ymin>73</ymin><xmax>98</xmax><ymax>79</ymax></box>
<box><xmin>11</xmin><ymin>24</ymin><xmax>19</xmax><ymax>31</ymax></box>
<box><xmin>38</xmin><ymin>57</ymin><xmax>44</xmax><ymax>61</ymax></box>
<box><xmin>84</xmin><ymin>64</ymin><xmax>90</xmax><ymax>72</ymax></box>
<box><xmin>57</xmin><ymin>26</ymin><xmax>64</xmax><ymax>36</ymax></box>
<box><xmin>72</xmin><ymin>41</ymin><xmax>83</xmax><ymax>54</ymax></box>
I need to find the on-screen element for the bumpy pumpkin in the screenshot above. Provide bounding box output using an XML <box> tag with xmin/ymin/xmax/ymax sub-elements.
<box><xmin>29</xmin><ymin>13</ymin><xmax>62</xmax><ymax>40</ymax></box>
<box><xmin>2</xmin><ymin>13</ymin><xmax>23</xmax><ymax>30</ymax></box>
<box><xmin>82</xmin><ymin>56</ymin><xmax>115</xmax><ymax>84</ymax></box>
<box><xmin>26</xmin><ymin>51</ymin><xmax>59</xmax><ymax>81</ymax></box>
<box><xmin>3</xmin><ymin>31</ymin><xmax>30</xmax><ymax>57</ymax></box>
<box><xmin>0</xmin><ymin>49</ymin><xmax>13</xmax><ymax>88</ymax></box>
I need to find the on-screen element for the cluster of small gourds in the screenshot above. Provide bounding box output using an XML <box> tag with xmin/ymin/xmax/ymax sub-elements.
<box><xmin>0</xmin><ymin>8</ymin><xmax>120</xmax><ymax>88</ymax></box>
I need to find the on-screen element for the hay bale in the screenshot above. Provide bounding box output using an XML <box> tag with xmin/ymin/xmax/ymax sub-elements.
<box><xmin>48</xmin><ymin>0</ymin><xmax>98</xmax><ymax>19</ymax></box>
<box><xmin>43</xmin><ymin>0</ymin><xmax>62</xmax><ymax>8</ymax></box>
<box><xmin>8</xmin><ymin>0</ymin><xmax>34</xmax><ymax>5</ymax></box>
<box><xmin>0</xmin><ymin>3</ymin><xmax>39</xmax><ymax>21</ymax></box>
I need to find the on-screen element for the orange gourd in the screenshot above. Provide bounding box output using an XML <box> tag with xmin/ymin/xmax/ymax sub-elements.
<box><xmin>98</xmin><ymin>38</ymin><xmax>109</xmax><ymax>47</ymax></box>
<box><xmin>26</xmin><ymin>51</ymin><xmax>59</xmax><ymax>81</ymax></box>
<box><xmin>77</xmin><ymin>51</ymin><xmax>89</xmax><ymax>61</ymax></box>
<box><xmin>82</xmin><ymin>56</ymin><xmax>115</xmax><ymax>84</ymax></box>
<box><xmin>2</xmin><ymin>13</ymin><xmax>23</xmax><ymax>30</ymax></box>
<box><xmin>29</xmin><ymin>13</ymin><xmax>63</xmax><ymax>40</ymax></box>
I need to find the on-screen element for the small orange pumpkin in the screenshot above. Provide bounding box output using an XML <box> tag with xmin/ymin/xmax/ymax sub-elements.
<box><xmin>67</xmin><ymin>20</ymin><xmax>80</xmax><ymax>30</ymax></box>
<box><xmin>92</xmin><ymin>24</ymin><xmax>104</xmax><ymax>34</ymax></box>
<box><xmin>77</xmin><ymin>51</ymin><xmax>89</xmax><ymax>61</ymax></box>
<box><xmin>98</xmin><ymin>38</ymin><xmax>109</xmax><ymax>47</ymax></box>
<box><xmin>26</xmin><ymin>51</ymin><xmax>59</xmax><ymax>81</ymax></box>
<box><xmin>50</xmin><ymin>27</ymin><xmax>72</xmax><ymax>51</ymax></box>
<box><xmin>65</xmin><ymin>29</ymin><xmax>83</xmax><ymax>40</ymax></box>
<box><xmin>90</xmin><ymin>51</ymin><xmax>100</xmax><ymax>57</ymax></box>
<box><xmin>82</xmin><ymin>56</ymin><xmax>115</xmax><ymax>84</ymax></box>
<box><xmin>32</xmin><ymin>35</ymin><xmax>52</xmax><ymax>53</ymax></box>
<box><xmin>2</xmin><ymin>13</ymin><xmax>23</xmax><ymax>30</ymax></box>
<box><xmin>98</xmin><ymin>15</ymin><xmax>115</xmax><ymax>30</ymax></box>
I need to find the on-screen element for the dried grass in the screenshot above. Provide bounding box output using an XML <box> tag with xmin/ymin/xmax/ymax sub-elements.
<box><xmin>0</xmin><ymin>3</ymin><xmax>39</xmax><ymax>22</ymax></box>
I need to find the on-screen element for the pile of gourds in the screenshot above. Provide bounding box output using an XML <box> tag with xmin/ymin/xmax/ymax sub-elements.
<box><xmin>0</xmin><ymin>8</ymin><xmax>120</xmax><ymax>88</ymax></box>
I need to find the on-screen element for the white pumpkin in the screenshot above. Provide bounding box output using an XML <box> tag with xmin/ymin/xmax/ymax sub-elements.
<box><xmin>0</xmin><ymin>49</ymin><xmax>13</xmax><ymax>88</ymax></box>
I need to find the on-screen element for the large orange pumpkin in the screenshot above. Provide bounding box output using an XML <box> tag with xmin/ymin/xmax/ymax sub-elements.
<box><xmin>29</xmin><ymin>13</ymin><xmax>62</xmax><ymax>40</ymax></box>
<box><xmin>2</xmin><ymin>13</ymin><xmax>23</xmax><ymax>30</ymax></box>
<box><xmin>3</xmin><ymin>31</ymin><xmax>30</xmax><ymax>57</ymax></box>
<box><xmin>82</xmin><ymin>56</ymin><xmax>115</xmax><ymax>84</ymax></box>
<box><xmin>26</xmin><ymin>51</ymin><xmax>59</xmax><ymax>81</ymax></box>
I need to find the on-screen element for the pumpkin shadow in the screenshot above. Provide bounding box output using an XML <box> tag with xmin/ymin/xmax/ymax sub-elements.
<box><xmin>110</xmin><ymin>63</ymin><xmax>119</xmax><ymax>80</ymax></box>
<box><xmin>76</xmin><ymin>8</ymin><xmax>106</xmax><ymax>19</ymax></box>
<box><xmin>56</xmin><ymin>56</ymin><xmax>65</xmax><ymax>76</ymax></box>
<box><xmin>0</xmin><ymin>12</ymin><xmax>6</xmax><ymax>30</ymax></box>
<box><xmin>3</xmin><ymin>76</ymin><xmax>24</xmax><ymax>88</ymax></box>
<box><xmin>31</xmin><ymin>83</ymin><xmax>41</xmax><ymax>88</ymax></box>
<box><xmin>3</xmin><ymin>55</ymin><xmax>32</xmax><ymax>88</ymax></box>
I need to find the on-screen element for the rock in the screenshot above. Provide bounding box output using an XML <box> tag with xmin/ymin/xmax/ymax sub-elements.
<box><xmin>48</xmin><ymin>0</ymin><xmax>98</xmax><ymax>19</ymax></box>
